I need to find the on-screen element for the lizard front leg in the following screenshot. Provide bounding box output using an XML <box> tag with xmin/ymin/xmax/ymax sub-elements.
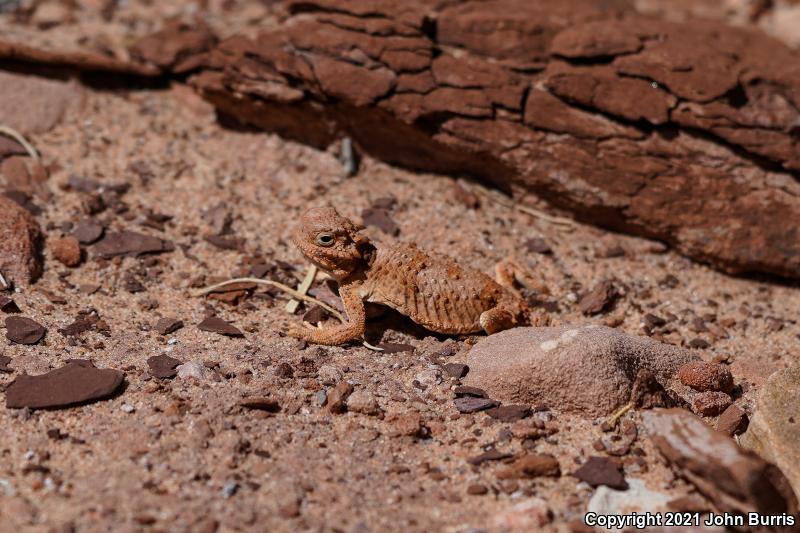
<box><xmin>288</xmin><ymin>282</ymin><xmax>366</xmax><ymax>345</ymax></box>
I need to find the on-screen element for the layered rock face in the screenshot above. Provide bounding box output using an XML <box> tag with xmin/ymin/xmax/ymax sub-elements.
<box><xmin>184</xmin><ymin>0</ymin><xmax>800</xmax><ymax>279</ymax></box>
<box><xmin>1</xmin><ymin>0</ymin><xmax>799</xmax><ymax>279</ymax></box>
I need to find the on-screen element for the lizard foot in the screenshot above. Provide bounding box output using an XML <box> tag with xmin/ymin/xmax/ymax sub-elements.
<box><xmin>287</xmin><ymin>323</ymin><xmax>314</xmax><ymax>341</ymax></box>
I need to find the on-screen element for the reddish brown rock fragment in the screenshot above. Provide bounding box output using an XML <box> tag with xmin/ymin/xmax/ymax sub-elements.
<box><xmin>1</xmin><ymin>156</ymin><xmax>51</xmax><ymax>200</ymax></box>
<box><xmin>130</xmin><ymin>20</ymin><xmax>218</xmax><ymax>71</ymax></box>
<box><xmin>717</xmin><ymin>404</ymin><xmax>749</xmax><ymax>436</ymax></box>
<box><xmin>485</xmin><ymin>405</ymin><xmax>530</xmax><ymax>422</ymax></box>
<box><xmin>545</xmin><ymin>67</ymin><xmax>678</xmax><ymax>125</ymax></box>
<box><xmin>197</xmin><ymin>316</ymin><xmax>244</xmax><ymax>337</ymax></box>
<box><xmin>573</xmin><ymin>456</ymin><xmax>627</xmax><ymax>489</ymax></box>
<box><xmin>361</xmin><ymin>207</ymin><xmax>399</xmax><ymax>236</ymax></box>
<box><xmin>442</xmin><ymin>363</ymin><xmax>469</xmax><ymax>379</ymax></box>
<box><xmin>58</xmin><ymin>316</ymin><xmax>95</xmax><ymax>337</ymax></box>
<box><xmin>550</xmin><ymin>19</ymin><xmax>644</xmax><ymax>58</ymax></box>
<box><xmin>93</xmin><ymin>230</ymin><xmax>173</xmax><ymax>258</ymax></box>
<box><xmin>0</xmin><ymin>136</ymin><xmax>26</xmax><ymax>159</ymax></box>
<box><xmin>147</xmin><ymin>355</ymin><xmax>182</xmax><ymax>379</ymax></box>
<box><xmin>5</xmin><ymin>359</ymin><xmax>124</xmax><ymax>409</ymax></box>
<box><xmin>327</xmin><ymin>381</ymin><xmax>354</xmax><ymax>414</ymax></box>
<box><xmin>50</xmin><ymin>236</ymin><xmax>82</xmax><ymax>267</ymax></box>
<box><xmin>240</xmin><ymin>397</ymin><xmax>281</xmax><ymax>413</ymax></box>
<box><xmin>678</xmin><ymin>361</ymin><xmax>734</xmax><ymax>393</ymax></box>
<box><xmin>578</xmin><ymin>280</ymin><xmax>618</xmax><ymax>315</ymax></box>
<box><xmin>468</xmin><ymin>449</ymin><xmax>512</xmax><ymax>466</ymax></box>
<box><xmin>692</xmin><ymin>391</ymin><xmax>732</xmax><ymax>416</ymax></box>
<box><xmin>497</xmin><ymin>454</ymin><xmax>561</xmax><ymax>479</ymax></box>
<box><xmin>0</xmin><ymin>295</ymin><xmax>21</xmax><ymax>314</ymax></box>
<box><xmin>642</xmin><ymin>408</ymin><xmax>798</xmax><ymax>517</ymax></box>
<box><xmin>204</xmin><ymin>234</ymin><xmax>244</xmax><ymax>251</ymax></box>
<box><xmin>466</xmin><ymin>484</ymin><xmax>488</xmax><ymax>495</ymax></box>
<box><xmin>5</xmin><ymin>316</ymin><xmax>46</xmax><ymax>345</ymax></box>
<box><xmin>72</xmin><ymin>220</ymin><xmax>104</xmax><ymax>244</ymax></box>
<box><xmin>376</xmin><ymin>342</ymin><xmax>414</xmax><ymax>354</ymax></box>
<box><xmin>0</xmin><ymin>195</ymin><xmax>42</xmax><ymax>286</ymax></box>
<box><xmin>386</xmin><ymin>411</ymin><xmax>424</xmax><ymax>438</ymax></box>
<box><xmin>155</xmin><ymin>318</ymin><xmax>184</xmax><ymax>336</ymax></box>
<box><xmin>454</xmin><ymin>396</ymin><xmax>499</xmax><ymax>413</ymax></box>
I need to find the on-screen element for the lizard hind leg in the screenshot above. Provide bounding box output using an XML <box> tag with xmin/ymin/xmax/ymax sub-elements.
<box><xmin>479</xmin><ymin>305</ymin><xmax>521</xmax><ymax>335</ymax></box>
<box><xmin>494</xmin><ymin>257</ymin><xmax>549</xmax><ymax>295</ymax></box>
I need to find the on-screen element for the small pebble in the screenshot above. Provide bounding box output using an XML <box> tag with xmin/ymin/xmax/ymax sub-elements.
<box><xmin>316</xmin><ymin>390</ymin><xmax>328</xmax><ymax>406</ymax></box>
<box><xmin>221</xmin><ymin>481</ymin><xmax>239</xmax><ymax>498</ymax></box>
<box><xmin>467</xmin><ymin>483</ymin><xmax>489</xmax><ymax>495</ymax></box>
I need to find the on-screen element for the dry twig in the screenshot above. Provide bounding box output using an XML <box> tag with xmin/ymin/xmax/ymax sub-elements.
<box><xmin>286</xmin><ymin>265</ymin><xmax>316</xmax><ymax>314</ymax></box>
<box><xmin>605</xmin><ymin>402</ymin><xmax>634</xmax><ymax>428</ymax></box>
<box><xmin>193</xmin><ymin>277</ymin><xmax>344</xmax><ymax>320</ymax></box>
<box><xmin>0</xmin><ymin>125</ymin><xmax>40</xmax><ymax>161</ymax></box>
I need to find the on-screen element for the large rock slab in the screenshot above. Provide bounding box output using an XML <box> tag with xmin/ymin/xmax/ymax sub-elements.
<box><xmin>0</xmin><ymin>194</ymin><xmax>43</xmax><ymax>286</ymax></box>
<box><xmin>184</xmin><ymin>0</ymin><xmax>800</xmax><ymax>279</ymax></box>
<box><xmin>2</xmin><ymin>1</ymin><xmax>800</xmax><ymax>278</ymax></box>
<box><xmin>643</xmin><ymin>408</ymin><xmax>798</xmax><ymax>526</ymax></box>
<box><xmin>463</xmin><ymin>325</ymin><xmax>695</xmax><ymax>416</ymax></box>
<box><xmin>741</xmin><ymin>365</ymin><xmax>800</xmax><ymax>501</ymax></box>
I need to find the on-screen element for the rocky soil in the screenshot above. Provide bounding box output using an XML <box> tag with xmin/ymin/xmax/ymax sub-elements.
<box><xmin>2</xmin><ymin>1</ymin><xmax>800</xmax><ymax>532</ymax></box>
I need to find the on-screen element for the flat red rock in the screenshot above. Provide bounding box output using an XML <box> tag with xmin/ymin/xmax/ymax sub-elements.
<box><xmin>58</xmin><ymin>316</ymin><xmax>95</xmax><ymax>337</ymax></box>
<box><xmin>147</xmin><ymin>354</ymin><xmax>182</xmax><ymax>379</ymax></box>
<box><xmin>454</xmin><ymin>396</ymin><xmax>499</xmax><ymax>413</ymax></box>
<box><xmin>5</xmin><ymin>316</ymin><xmax>46</xmax><ymax>344</ymax></box>
<box><xmin>197</xmin><ymin>316</ymin><xmax>244</xmax><ymax>337</ymax></box>
<box><xmin>0</xmin><ymin>136</ymin><xmax>27</xmax><ymax>158</ymax></box>
<box><xmin>203</xmin><ymin>234</ymin><xmax>244</xmax><ymax>250</ymax></box>
<box><xmin>93</xmin><ymin>230</ymin><xmax>174</xmax><ymax>258</ymax></box>
<box><xmin>5</xmin><ymin>359</ymin><xmax>124</xmax><ymax>409</ymax></box>
<box><xmin>240</xmin><ymin>397</ymin><xmax>281</xmax><ymax>412</ymax></box>
<box><xmin>486</xmin><ymin>404</ymin><xmax>531</xmax><ymax>422</ymax></box>
<box><xmin>578</xmin><ymin>280</ymin><xmax>618</xmax><ymax>315</ymax></box>
<box><xmin>0</xmin><ymin>295</ymin><xmax>21</xmax><ymax>313</ymax></box>
<box><xmin>155</xmin><ymin>318</ymin><xmax>184</xmax><ymax>335</ymax></box>
<box><xmin>361</xmin><ymin>207</ymin><xmax>399</xmax><ymax>236</ymax></box>
<box><xmin>72</xmin><ymin>220</ymin><xmax>104</xmax><ymax>244</ymax></box>
<box><xmin>378</xmin><ymin>342</ymin><xmax>415</xmax><ymax>353</ymax></box>
<box><xmin>573</xmin><ymin>456</ymin><xmax>627</xmax><ymax>489</ymax></box>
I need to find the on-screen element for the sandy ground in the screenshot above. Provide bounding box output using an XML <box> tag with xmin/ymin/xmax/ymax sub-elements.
<box><xmin>0</xmin><ymin>78</ymin><xmax>798</xmax><ymax>532</ymax></box>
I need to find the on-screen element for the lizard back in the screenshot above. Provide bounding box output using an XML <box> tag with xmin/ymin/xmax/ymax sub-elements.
<box><xmin>359</xmin><ymin>242</ymin><xmax>512</xmax><ymax>334</ymax></box>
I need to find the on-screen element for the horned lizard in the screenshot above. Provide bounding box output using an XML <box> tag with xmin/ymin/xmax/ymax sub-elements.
<box><xmin>288</xmin><ymin>206</ymin><xmax>545</xmax><ymax>346</ymax></box>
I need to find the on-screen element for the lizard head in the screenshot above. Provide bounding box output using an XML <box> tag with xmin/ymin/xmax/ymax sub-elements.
<box><xmin>292</xmin><ymin>206</ymin><xmax>373</xmax><ymax>280</ymax></box>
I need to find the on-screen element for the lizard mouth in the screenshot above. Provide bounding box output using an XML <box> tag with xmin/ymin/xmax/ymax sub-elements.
<box><xmin>292</xmin><ymin>234</ymin><xmax>354</xmax><ymax>279</ymax></box>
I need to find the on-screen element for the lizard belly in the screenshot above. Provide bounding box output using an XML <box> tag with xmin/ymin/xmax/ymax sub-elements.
<box><xmin>365</xmin><ymin>289</ymin><xmax>486</xmax><ymax>334</ymax></box>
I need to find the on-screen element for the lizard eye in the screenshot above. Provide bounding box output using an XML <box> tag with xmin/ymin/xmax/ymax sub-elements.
<box><xmin>316</xmin><ymin>232</ymin><xmax>335</xmax><ymax>247</ymax></box>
